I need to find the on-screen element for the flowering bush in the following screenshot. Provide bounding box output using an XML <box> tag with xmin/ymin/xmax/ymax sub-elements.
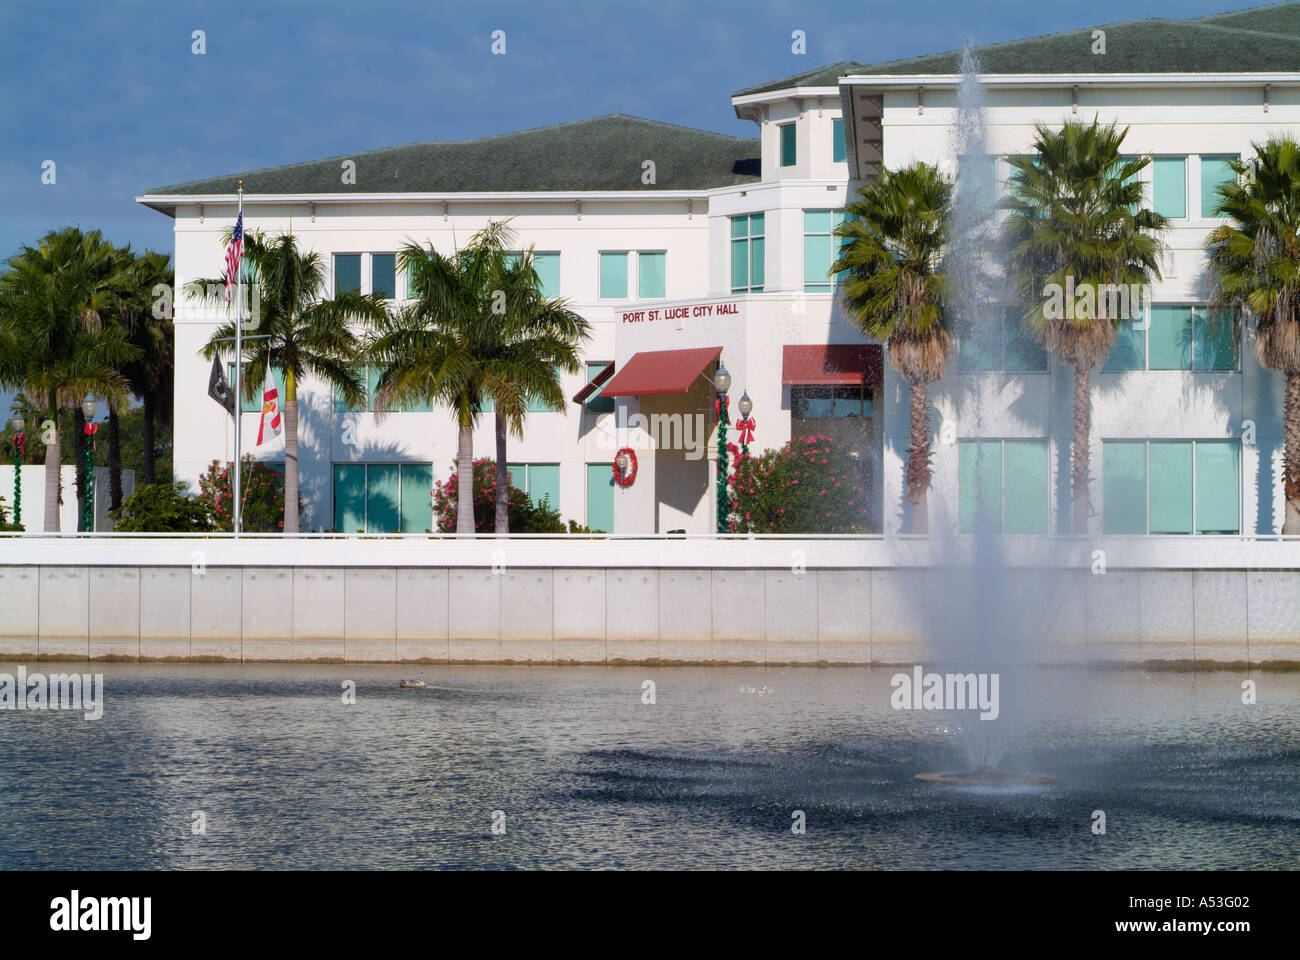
<box><xmin>728</xmin><ymin>434</ymin><xmax>872</xmax><ymax>533</ymax></box>
<box><xmin>432</xmin><ymin>457</ymin><xmax>566</xmax><ymax>533</ymax></box>
<box><xmin>198</xmin><ymin>457</ymin><xmax>299</xmax><ymax>532</ymax></box>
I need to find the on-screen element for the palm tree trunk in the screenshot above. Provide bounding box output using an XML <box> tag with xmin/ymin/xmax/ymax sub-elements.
<box><xmin>456</xmin><ymin>422</ymin><xmax>475</xmax><ymax>534</ymax></box>
<box><xmin>284</xmin><ymin>398</ymin><xmax>299</xmax><ymax>534</ymax></box>
<box><xmin>73</xmin><ymin>407</ymin><xmax>86</xmax><ymax>532</ymax></box>
<box><xmin>43</xmin><ymin>401</ymin><xmax>60</xmax><ymax>532</ymax></box>
<box><xmin>494</xmin><ymin>413</ymin><xmax>509</xmax><ymax>534</ymax></box>
<box><xmin>141</xmin><ymin>393</ymin><xmax>157</xmax><ymax>485</ymax></box>
<box><xmin>906</xmin><ymin>379</ymin><xmax>930</xmax><ymax>535</ymax></box>
<box><xmin>1072</xmin><ymin>364</ymin><xmax>1093</xmax><ymax>535</ymax></box>
<box><xmin>1284</xmin><ymin>371</ymin><xmax>1300</xmax><ymax>535</ymax></box>
<box><xmin>107</xmin><ymin>407</ymin><xmax>123</xmax><ymax>512</ymax></box>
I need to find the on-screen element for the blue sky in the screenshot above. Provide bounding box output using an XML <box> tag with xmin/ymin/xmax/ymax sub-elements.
<box><xmin>0</xmin><ymin>0</ymin><xmax>1271</xmax><ymax>261</ymax></box>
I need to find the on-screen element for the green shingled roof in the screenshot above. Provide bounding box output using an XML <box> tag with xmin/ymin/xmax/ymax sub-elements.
<box><xmin>142</xmin><ymin>114</ymin><xmax>760</xmax><ymax>199</ymax></box>
<box><xmin>733</xmin><ymin>2</ymin><xmax>1300</xmax><ymax>96</ymax></box>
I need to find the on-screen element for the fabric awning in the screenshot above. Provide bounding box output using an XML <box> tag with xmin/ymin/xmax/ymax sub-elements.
<box><xmin>601</xmin><ymin>346</ymin><xmax>723</xmax><ymax>397</ymax></box>
<box><xmin>572</xmin><ymin>361</ymin><xmax>615</xmax><ymax>404</ymax></box>
<box><xmin>781</xmin><ymin>344</ymin><xmax>883</xmax><ymax>386</ymax></box>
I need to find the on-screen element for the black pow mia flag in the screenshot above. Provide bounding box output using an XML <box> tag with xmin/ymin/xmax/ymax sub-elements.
<box><xmin>208</xmin><ymin>355</ymin><xmax>236</xmax><ymax>417</ymax></box>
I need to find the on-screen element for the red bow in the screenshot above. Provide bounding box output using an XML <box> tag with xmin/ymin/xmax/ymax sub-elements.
<box><xmin>84</xmin><ymin>422</ymin><xmax>98</xmax><ymax>437</ymax></box>
<box><xmin>12</xmin><ymin>433</ymin><xmax>24</xmax><ymax>455</ymax></box>
<box><xmin>714</xmin><ymin>394</ymin><xmax>729</xmax><ymax>422</ymax></box>
<box><xmin>735</xmin><ymin>416</ymin><xmax>755</xmax><ymax>446</ymax></box>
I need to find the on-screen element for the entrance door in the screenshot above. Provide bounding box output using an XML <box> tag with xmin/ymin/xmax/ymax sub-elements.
<box><xmin>586</xmin><ymin>463</ymin><xmax>614</xmax><ymax>533</ymax></box>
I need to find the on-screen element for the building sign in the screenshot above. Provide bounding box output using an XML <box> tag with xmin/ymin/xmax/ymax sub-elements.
<box><xmin>620</xmin><ymin>301</ymin><xmax>740</xmax><ymax>324</ymax></box>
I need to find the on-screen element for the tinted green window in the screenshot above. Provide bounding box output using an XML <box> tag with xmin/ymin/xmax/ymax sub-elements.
<box><xmin>958</xmin><ymin>311</ymin><xmax>1002</xmax><ymax>371</ymax></box>
<box><xmin>1148</xmin><ymin>305</ymin><xmax>1193</xmax><ymax>370</ymax></box>
<box><xmin>334</xmin><ymin>254</ymin><xmax>361</xmax><ymax>295</ymax></box>
<box><xmin>400</xmin><ymin>463</ymin><xmax>433</xmax><ymax>533</ymax></box>
<box><xmin>1195</xmin><ymin>441</ymin><xmax>1239</xmax><ymax>534</ymax></box>
<box><xmin>1200</xmin><ymin>156</ymin><xmax>1237</xmax><ymax>218</ymax></box>
<box><xmin>534</xmin><ymin>252</ymin><xmax>560</xmax><ymax>298</ymax></box>
<box><xmin>1148</xmin><ymin>441</ymin><xmax>1193</xmax><ymax>534</ymax></box>
<box><xmin>731</xmin><ymin>215</ymin><xmax>749</xmax><ymax>239</ymax></box>
<box><xmin>1153</xmin><ymin>157</ymin><xmax>1187</xmax><ymax>219</ymax></box>
<box><xmin>332</xmin><ymin>463</ymin><xmax>366</xmax><ymax>533</ymax></box>
<box><xmin>638</xmin><ymin>251</ymin><xmax>666</xmax><ymax>299</ymax></box>
<box><xmin>371</xmin><ymin>253</ymin><xmax>396</xmax><ymax>299</ymax></box>
<box><xmin>599</xmin><ymin>252</ymin><xmax>628</xmax><ymax>299</ymax></box>
<box><xmin>1194</xmin><ymin>308</ymin><xmax>1237</xmax><ymax>371</ymax></box>
<box><xmin>1004</xmin><ymin>440</ymin><xmax>1048</xmax><ymax>534</ymax></box>
<box><xmin>586</xmin><ymin>463</ymin><xmax>614</xmax><ymax>533</ymax></box>
<box><xmin>526</xmin><ymin>364</ymin><xmax>563</xmax><ymax>413</ymax></box>
<box><xmin>750</xmin><ymin>237</ymin><xmax>765</xmax><ymax>288</ymax></box>
<box><xmin>366</xmin><ymin>464</ymin><xmax>401</xmax><ymax>533</ymax></box>
<box><xmin>528</xmin><ymin>464</ymin><xmax>560</xmax><ymax>510</ymax></box>
<box><xmin>803</xmin><ymin>210</ymin><xmax>846</xmax><ymax>292</ymax></box>
<box><xmin>730</xmin><ymin>238</ymin><xmax>748</xmax><ymax>291</ymax></box>
<box><xmin>1104</xmin><ymin>319</ymin><xmax>1146</xmax><ymax>372</ymax></box>
<box><xmin>1004</xmin><ymin>309</ymin><xmax>1049</xmax><ymax>372</ymax></box>
<box><xmin>333</xmin><ymin>366</ymin><xmax>369</xmax><ymax>413</ymax></box>
<box><xmin>780</xmin><ymin>123</ymin><xmax>796</xmax><ymax>167</ymax></box>
<box><xmin>1102</xmin><ymin>442</ymin><xmax>1147</xmax><ymax>534</ymax></box>
<box><xmin>958</xmin><ymin>441</ymin><xmax>1002</xmax><ymax>534</ymax></box>
<box><xmin>586</xmin><ymin>361</ymin><xmax>614</xmax><ymax>414</ymax></box>
<box><xmin>405</xmin><ymin>260</ymin><xmax>419</xmax><ymax>299</ymax></box>
<box><xmin>832</xmin><ymin>119</ymin><xmax>846</xmax><ymax>163</ymax></box>
<box><xmin>730</xmin><ymin>215</ymin><xmax>764</xmax><ymax>293</ymax></box>
<box><xmin>230</xmin><ymin>364</ymin><xmax>286</xmax><ymax>414</ymax></box>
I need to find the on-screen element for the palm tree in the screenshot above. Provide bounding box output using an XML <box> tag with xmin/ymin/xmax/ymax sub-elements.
<box><xmin>0</xmin><ymin>228</ymin><xmax>137</xmax><ymax>531</ymax></box>
<box><xmin>370</xmin><ymin>222</ymin><xmax>512</xmax><ymax>534</ymax></box>
<box><xmin>1206</xmin><ymin>136</ymin><xmax>1300</xmax><ymax>534</ymax></box>
<box><xmin>193</xmin><ymin>231</ymin><xmax>388</xmax><ymax>533</ymax></box>
<box><xmin>833</xmin><ymin>161</ymin><xmax>953</xmax><ymax>534</ymax></box>
<box><xmin>118</xmin><ymin>250</ymin><xmax>175</xmax><ymax>487</ymax></box>
<box><xmin>481</xmin><ymin>250</ymin><xmax>590</xmax><ymax>532</ymax></box>
<box><xmin>1002</xmin><ymin>119</ymin><xmax>1165</xmax><ymax>533</ymax></box>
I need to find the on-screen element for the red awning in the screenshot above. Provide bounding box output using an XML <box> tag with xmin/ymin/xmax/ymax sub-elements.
<box><xmin>781</xmin><ymin>344</ymin><xmax>883</xmax><ymax>386</ymax></box>
<box><xmin>572</xmin><ymin>361</ymin><xmax>615</xmax><ymax>404</ymax></box>
<box><xmin>601</xmin><ymin>347</ymin><xmax>723</xmax><ymax>397</ymax></box>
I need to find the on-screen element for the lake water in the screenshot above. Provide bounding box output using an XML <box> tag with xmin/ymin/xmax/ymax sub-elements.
<box><xmin>0</xmin><ymin>663</ymin><xmax>1296</xmax><ymax>869</ymax></box>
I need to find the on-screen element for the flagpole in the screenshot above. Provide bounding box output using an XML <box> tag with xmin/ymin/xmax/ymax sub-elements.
<box><xmin>233</xmin><ymin>180</ymin><xmax>243</xmax><ymax>538</ymax></box>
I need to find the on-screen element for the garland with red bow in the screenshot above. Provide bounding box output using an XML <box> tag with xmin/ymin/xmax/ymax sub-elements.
<box><xmin>734</xmin><ymin>415</ymin><xmax>756</xmax><ymax>447</ymax></box>
<box><xmin>84</xmin><ymin>422</ymin><xmax>99</xmax><ymax>436</ymax></box>
<box><xmin>612</xmin><ymin>447</ymin><xmax>638</xmax><ymax>488</ymax></box>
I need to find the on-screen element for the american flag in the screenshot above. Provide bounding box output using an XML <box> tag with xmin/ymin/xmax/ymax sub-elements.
<box><xmin>223</xmin><ymin>208</ymin><xmax>244</xmax><ymax>302</ymax></box>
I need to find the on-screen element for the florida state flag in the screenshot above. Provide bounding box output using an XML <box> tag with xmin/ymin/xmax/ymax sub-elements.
<box><xmin>256</xmin><ymin>369</ymin><xmax>282</xmax><ymax>446</ymax></box>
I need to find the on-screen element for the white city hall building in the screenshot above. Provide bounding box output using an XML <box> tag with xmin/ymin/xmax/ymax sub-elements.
<box><xmin>140</xmin><ymin>3</ymin><xmax>1300</xmax><ymax>537</ymax></box>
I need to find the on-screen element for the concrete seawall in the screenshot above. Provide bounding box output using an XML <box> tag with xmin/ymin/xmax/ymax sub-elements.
<box><xmin>0</xmin><ymin>537</ymin><xmax>1297</xmax><ymax>666</ymax></box>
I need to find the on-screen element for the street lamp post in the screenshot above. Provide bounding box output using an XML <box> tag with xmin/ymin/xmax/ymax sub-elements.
<box><xmin>714</xmin><ymin>363</ymin><xmax>731</xmax><ymax>534</ymax></box>
<box><xmin>736</xmin><ymin>391</ymin><xmax>755</xmax><ymax>460</ymax></box>
<box><xmin>8</xmin><ymin>416</ymin><xmax>23</xmax><ymax>528</ymax></box>
<box><xmin>82</xmin><ymin>398</ymin><xmax>98</xmax><ymax>532</ymax></box>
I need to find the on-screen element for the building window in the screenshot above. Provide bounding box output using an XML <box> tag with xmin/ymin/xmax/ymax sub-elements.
<box><xmin>332</xmin><ymin>462</ymin><xmax>433</xmax><ymax>533</ymax></box>
<box><xmin>586</xmin><ymin>463</ymin><xmax>614</xmax><ymax>533</ymax></box>
<box><xmin>229</xmin><ymin>363</ymin><xmax>286</xmax><ymax>414</ymax></box>
<box><xmin>779</xmin><ymin>122</ymin><xmax>796</xmax><ymax>167</ymax></box>
<box><xmin>1200</xmin><ymin>155</ymin><xmax>1238</xmax><ymax>218</ymax></box>
<box><xmin>958</xmin><ymin>439</ymin><xmax>1049</xmax><ymax>534</ymax></box>
<box><xmin>832</xmin><ymin>119</ymin><xmax>846</xmax><ymax>164</ymax></box>
<box><xmin>333</xmin><ymin>365</ymin><xmax>432</xmax><ymax>413</ymax></box>
<box><xmin>803</xmin><ymin>209</ymin><xmax>850</xmax><ymax>292</ymax></box>
<box><xmin>334</xmin><ymin>254</ymin><xmax>361</xmax><ymax>296</ymax></box>
<box><xmin>1102</xmin><ymin>440</ymin><xmax>1239</xmax><ymax>535</ymax></box>
<box><xmin>506</xmin><ymin>463</ymin><xmax>560</xmax><ymax>510</ymax></box>
<box><xmin>505</xmin><ymin>251</ymin><xmax>561</xmax><ymax>298</ymax></box>
<box><xmin>637</xmin><ymin>251</ymin><xmax>666</xmax><ymax>299</ymax></box>
<box><xmin>585</xmin><ymin>361</ymin><xmax>615</xmax><ymax>414</ymax></box>
<box><xmin>791</xmin><ymin>385</ymin><xmax>871</xmax><ymax>419</ymax></box>
<box><xmin>1104</xmin><ymin>305</ymin><xmax>1238</xmax><ymax>372</ymax></box>
<box><xmin>525</xmin><ymin>364</ymin><xmax>565</xmax><ymax>413</ymax></box>
<box><xmin>371</xmin><ymin>253</ymin><xmax>397</xmax><ymax>299</ymax></box>
<box><xmin>730</xmin><ymin>214</ymin><xmax>765</xmax><ymax>294</ymax></box>
<box><xmin>599</xmin><ymin>252</ymin><xmax>628</xmax><ymax>299</ymax></box>
<box><xmin>1152</xmin><ymin>156</ymin><xmax>1187</xmax><ymax>219</ymax></box>
<box><xmin>958</xmin><ymin>307</ymin><xmax>1049</xmax><ymax>372</ymax></box>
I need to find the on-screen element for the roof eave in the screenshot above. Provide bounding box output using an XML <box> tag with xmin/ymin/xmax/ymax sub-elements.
<box><xmin>839</xmin><ymin>71</ymin><xmax>1300</xmax><ymax>88</ymax></box>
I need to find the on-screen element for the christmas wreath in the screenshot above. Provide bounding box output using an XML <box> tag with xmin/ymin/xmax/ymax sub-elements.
<box><xmin>612</xmin><ymin>447</ymin><xmax>638</xmax><ymax>488</ymax></box>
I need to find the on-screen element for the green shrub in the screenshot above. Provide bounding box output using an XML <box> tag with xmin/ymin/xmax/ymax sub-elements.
<box><xmin>432</xmin><ymin>458</ymin><xmax>567</xmax><ymax>533</ymax></box>
<box><xmin>729</xmin><ymin>433</ymin><xmax>871</xmax><ymax>533</ymax></box>
<box><xmin>0</xmin><ymin>495</ymin><xmax>22</xmax><ymax>532</ymax></box>
<box><xmin>111</xmin><ymin>482</ymin><xmax>212</xmax><ymax>532</ymax></box>
<box><xmin>198</xmin><ymin>457</ymin><xmax>300</xmax><ymax>533</ymax></box>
